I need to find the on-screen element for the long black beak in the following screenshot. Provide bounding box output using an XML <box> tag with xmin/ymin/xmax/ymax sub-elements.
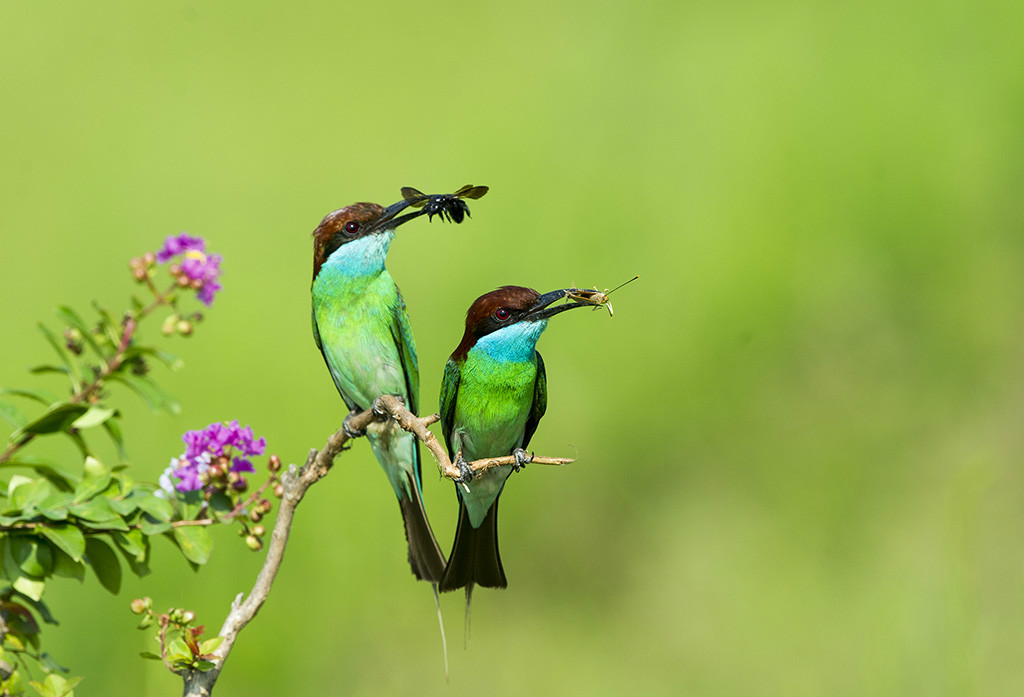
<box><xmin>522</xmin><ymin>289</ymin><xmax>591</xmax><ymax>322</ymax></box>
<box><xmin>368</xmin><ymin>198</ymin><xmax>427</xmax><ymax>233</ymax></box>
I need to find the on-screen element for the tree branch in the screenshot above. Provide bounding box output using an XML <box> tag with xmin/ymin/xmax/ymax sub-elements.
<box><xmin>179</xmin><ymin>396</ymin><xmax>573</xmax><ymax>696</ymax></box>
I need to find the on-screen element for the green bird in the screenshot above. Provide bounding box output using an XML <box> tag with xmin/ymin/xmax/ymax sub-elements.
<box><xmin>438</xmin><ymin>285</ymin><xmax>590</xmax><ymax>595</ymax></box>
<box><xmin>310</xmin><ymin>195</ymin><xmax>451</xmax><ymax>581</ymax></box>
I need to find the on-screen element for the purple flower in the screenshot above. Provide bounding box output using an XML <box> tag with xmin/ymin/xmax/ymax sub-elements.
<box><xmin>154</xmin><ymin>233</ymin><xmax>223</xmax><ymax>306</ymax></box>
<box><xmin>161</xmin><ymin>420</ymin><xmax>266</xmax><ymax>493</ymax></box>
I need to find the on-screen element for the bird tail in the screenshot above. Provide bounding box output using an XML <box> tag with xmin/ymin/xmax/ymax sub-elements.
<box><xmin>398</xmin><ymin>476</ymin><xmax>447</xmax><ymax>582</ymax></box>
<box><xmin>439</xmin><ymin>498</ymin><xmax>507</xmax><ymax>592</ymax></box>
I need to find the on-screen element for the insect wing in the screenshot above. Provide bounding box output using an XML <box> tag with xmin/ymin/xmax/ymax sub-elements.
<box><xmin>401</xmin><ymin>186</ymin><xmax>430</xmax><ymax>208</ymax></box>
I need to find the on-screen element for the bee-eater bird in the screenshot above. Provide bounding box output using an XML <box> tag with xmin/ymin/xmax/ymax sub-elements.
<box><xmin>311</xmin><ymin>196</ymin><xmax>447</xmax><ymax>582</ymax></box>
<box><xmin>438</xmin><ymin>285</ymin><xmax>589</xmax><ymax>594</ymax></box>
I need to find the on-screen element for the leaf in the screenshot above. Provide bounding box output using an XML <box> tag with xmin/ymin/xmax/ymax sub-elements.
<box><xmin>38</xmin><ymin>524</ymin><xmax>86</xmax><ymax>562</ymax></box>
<box><xmin>50</xmin><ymin>547</ymin><xmax>85</xmax><ymax>582</ymax></box>
<box><xmin>199</xmin><ymin>636</ymin><xmax>224</xmax><ymax>655</ymax></box>
<box><xmin>111</xmin><ymin>529</ymin><xmax>145</xmax><ymax>558</ymax></box>
<box><xmin>84</xmin><ymin>537</ymin><xmax>121</xmax><ymax>593</ymax></box>
<box><xmin>101</xmin><ymin>419</ymin><xmax>127</xmax><ymax>461</ymax></box>
<box><xmin>123</xmin><ymin>346</ymin><xmax>183</xmax><ymax>371</ymax></box>
<box><xmin>28</xmin><ymin>365</ymin><xmax>69</xmax><ymax>376</ymax></box>
<box><xmin>82</xmin><ymin>455</ymin><xmax>109</xmax><ymax>480</ymax></box>
<box><xmin>138</xmin><ymin>652</ymin><xmax>163</xmax><ymax>661</ymax></box>
<box><xmin>39</xmin><ymin>652</ymin><xmax>69</xmax><ymax>671</ymax></box>
<box><xmin>0</xmin><ymin>457</ymin><xmax>76</xmax><ymax>492</ymax></box>
<box><xmin>37</xmin><ymin>323</ymin><xmax>82</xmax><ymax>386</ymax></box>
<box><xmin>166</xmin><ymin>637</ymin><xmax>192</xmax><ymax>662</ymax></box>
<box><xmin>0</xmin><ymin>387</ymin><xmax>58</xmax><ymax>406</ymax></box>
<box><xmin>55</xmin><ymin>305</ymin><xmax>105</xmax><ymax>358</ymax></box>
<box><xmin>140</xmin><ymin>516</ymin><xmax>172</xmax><ymax>535</ymax></box>
<box><xmin>11</xmin><ymin>403</ymin><xmax>89</xmax><ymax>438</ymax></box>
<box><xmin>69</xmin><ymin>496</ymin><xmax>128</xmax><ymax>530</ymax></box>
<box><xmin>0</xmin><ymin>400</ymin><xmax>27</xmax><ymax>429</ymax></box>
<box><xmin>17</xmin><ymin>594</ymin><xmax>59</xmax><ymax>626</ymax></box>
<box><xmin>134</xmin><ymin>493</ymin><xmax>172</xmax><ymax>521</ymax></box>
<box><xmin>72</xmin><ymin>473</ymin><xmax>112</xmax><ymax>503</ymax></box>
<box><xmin>193</xmin><ymin>659</ymin><xmax>216</xmax><ymax>672</ymax></box>
<box><xmin>171</xmin><ymin>525</ymin><xmax>213</xmax><ymax>565</ymax></box>
<box><xmin>9</xmin><ymin>477</ymin><xmax>56</xmax><ymax>510</ymax></box>
<box><xmin>12</xmin><ymin>574</ymin><xmax>45</xmax><ymax>602</ymax></box>
<box><xmin>207</xmin><ymin>492</ymin><xmax>233</xmax><ymax>518</ymax></box>
<box><xmin>37</xmin><ymin>491</ymin><xmax>73</xmax><ymax>521</ymax></box>
<box><xmin>10</xmin><ymin>536</ymin><xmax>55</xmax><ymax>577</ymax></box>
<box><xmin>106</xmin><ymin>374</ymin><xmax>180</xmax><ymax>415</ymax></box>
<box><xmin>71</xmin><ymin>406</ymin><xmax>116</xmax><ymax>430</ymax></box>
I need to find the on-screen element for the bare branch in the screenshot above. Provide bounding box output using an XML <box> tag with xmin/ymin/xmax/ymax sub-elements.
<box><xmin>179</xmin><ymin>396</ymin><xmax>572</xmax><ymax>696</ymax></box>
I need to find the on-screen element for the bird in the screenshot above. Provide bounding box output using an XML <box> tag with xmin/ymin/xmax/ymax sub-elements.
<box><xmin>310</xmin><ymin>195</ymin><xmax>447</xmax><ymax>582</ymax></box>
<box><xmin>437</xmin><ymin>285</ymin><xmax>590</xmax><ymax>597</ymax></box>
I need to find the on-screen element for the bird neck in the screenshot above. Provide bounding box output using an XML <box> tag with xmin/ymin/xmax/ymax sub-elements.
<box><xmin>319</xmin><ymin>230</ymin><xmax>395</xmax><ymax>278</ymax></box>
<box><xmin>469</xmin><ymin>320</ymin><xmax>548</xmax><ymax>364</ymax></box>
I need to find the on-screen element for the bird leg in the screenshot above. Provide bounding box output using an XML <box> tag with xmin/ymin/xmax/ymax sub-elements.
<box><xmin>343</xmin><ymin>409</ymin><xmax>367</xmax><ymax>439</ymax></box>
<box><xmin>511</xmin><ymin>448</ymin><xmax>534</xmax><ymax>473</ymax></box>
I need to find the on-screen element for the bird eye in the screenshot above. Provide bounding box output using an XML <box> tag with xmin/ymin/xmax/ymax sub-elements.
<box><xmin>494</xmin><ymin>308</ymin><xmax>511</xmax><ymax>321</ymax></box>
<box><xmin>344</xmin><ymin>221</ymin><xmax>359</xmax><ymax>235</ymax></box>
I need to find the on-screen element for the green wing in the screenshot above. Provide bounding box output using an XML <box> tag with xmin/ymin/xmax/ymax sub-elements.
<box><xmin>439</xmin><ymin>359</ymin><xmax>461</xmax><ymax>460</ymax></box>
<box><xmin>389</xmin><ymin>290</ymin><xmax>419</xmax><ymax>414</ymax></box>
<box><xmin>522</xmin><ymin>351</ymin><xmax>547</xmax><ymax>449</ymax></box>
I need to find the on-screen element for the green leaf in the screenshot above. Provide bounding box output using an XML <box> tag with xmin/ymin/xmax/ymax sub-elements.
<box><xmin>72</xmin><ymin>473</ymin><xmax>112</xmax><ymax>503</ymax></box>
<box><xmin>0</xmin><ymin>387</ymin><xmax>58</xmax><ymax>406</ymax></box>
<box><xmin>37</xmin><ymin>491</ymin><xmax>73</xmax><ymax>520</ymax></box>
<box><xmin>12</xmin><ymin>574</ymin><xmax>45</xmax><ymax>602</ymax></box>
<box><xmin>69</xmin><ymin>497</ymin><xmax>128</xmax><ymax>530</ymax></box>
<box><xmin>0</xmin><ymin>457</ymin><xmax>76</xmax><ymax>492</ymax></box>
<box><xmin>11</xmin><ymin>536</ymin><xmax>54</xmax><ymax>577</ymax></box>
<box><xmin>140</xmin><ymin>516</ymin><xmax>172</xmax><ymax>535</ymax></box>
<box><xmin>12</xmin><ymin>403</ymin><xmax>89</xmax><ymax>438</ymax></box>
<box><xmin>178</xmin><ymin>490</ymin><xmax>203</xmax><ymax>521</ymax></box>
<box><xmin>84</xmin><ymin>537</ymin><xmax>121</xmax><ymax>593</ymax></box>
<box><xmin>107</xmin><ymin>374</ymin><xmax>180</xmax><ymax>415</ymax></box>
<box><xmin>199</xmin><ymin>636</ymin><xmax>224</xmax><ymax>654</ymax></box>
<box><xmin>37</xmin><ymin>323</ymin><xmax>82</xmax><ymax>386</ymax></box>
<box><xmin>208</xmin><ymin>492</ymin><xmax>233</xmax><ymax>518</ymax></box>
<box><xmin>28</xmin><ymin>679</ymin><xmax>56</xmax><ymax>697</ymax></box>
<box><xmin>50</xmin><ymin>547</ymin><xmax>85</xmax><ymax>582</ymax></box>
<box><xmin>71</xmin><ymin>406</ymin><xmax>116</xmax><ymax>430</ymax></box>
<box><xmin>38</xmin><ymin>524</ymin><xmax>86</xmax><ymax>562</ymax></box>
<box><xmin>55</xmin><ymin>305</ymin><xmax>105</xmax><ymax>358</ymax></box>
<box><xmin>101</xmin><ymin>419</ymin><xmax>127</xmax><ymax>461</ymax></box>
<box><xmin>123</xmin><ymin>346</ymin><xmax>184</xmax><ymax>371</ymax></box>
<box><xmin>193</xmin><ymin>659</ymin><xmax>216</xmax><ymax>672</ymax></box>
<box><xmin>17</xmin><ymin>594</ymin><xmax>59</xmax><ymax>626</ymax></box>
<box><xmin>166</xmin><ymin>637</ymin><xmax>192</xmax><ymax>661</ymax></box>
<box><xmin>139</xmin><ymin>651</ymin><xmax>163</xmax><ymax>661</ymax></box>
<box><xmin>134</xmin><ymin>493</ymin><xmax>172</xmax><ymax>521</ymax></box>
<box><xmin>171</xmin><ymin>525</ymin><xmax>213</xmax><ymax>565</ymax></box>
<box><xmin>0</xmin><ymin>400</ymin><xmax>27</xmax><ymax>429</ymax></box>
<box><xmin>111</xmin><ymin>529</ymin><xmax>145</xmax><ymax>558</ymax></box>
<box><xmin>28</xmin><ymin>365</ymin><xmax>70</xmax><ymax>376</ymax></box>
<box><xmin>39</xmin><ymin>652</ymin><xmax>69</xmax><ymax>671</ymax></box>
<box><xmin>82</xmin><ymin>455</ymin><xmax>109</xmax><ymax>480</ymax></box>
<box><xmin>9</xmin><ymin>477</ymin><xmax>56</xmax><ymax>510</ymax></box>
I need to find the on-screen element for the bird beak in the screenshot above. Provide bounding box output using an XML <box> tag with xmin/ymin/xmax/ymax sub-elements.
<box><xmin>522</xmin><ymin>289</ymin><xmax>590</xmax><ymax>322</ymax></box>
<box><xmin>368</xmin><ymin>198</ymin><xmax>427</xmax><ymax>233</ymax></box>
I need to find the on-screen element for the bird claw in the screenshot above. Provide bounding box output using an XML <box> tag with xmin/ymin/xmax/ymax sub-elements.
<box><xmin>454</xmin><ymin>455</ymin><xmax>474</xmax><ymax>484</ymax></box>
<box><xmin>512</xmin><ymin>448</ymin><xmax>534</xmax><ymax>473</ymax></box>
<box><xmin>343</xmin><ymin>410</ymin><xmax>366</xmax><ymax>439</ymax></box>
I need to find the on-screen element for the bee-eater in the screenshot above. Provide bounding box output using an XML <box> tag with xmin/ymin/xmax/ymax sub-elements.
<box><xmin>311</xmin><ymin>197</ymin><xmax>446</xmax><ymax>582</ymax></box>
<box><xmin>438</xmin><ymin>285</ymin><xmax>589</xmax><ymax>594</ymax></box>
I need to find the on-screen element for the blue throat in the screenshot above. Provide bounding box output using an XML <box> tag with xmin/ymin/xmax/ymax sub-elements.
<box><xmin>321</xmin><ymin>230</ymin><xmax>394</xmax><ymax>278</ymax></box>
<box><xmin>472</xmin><ymin>320</ymin><xmax>548</xmax><ymax>363</ymax></box>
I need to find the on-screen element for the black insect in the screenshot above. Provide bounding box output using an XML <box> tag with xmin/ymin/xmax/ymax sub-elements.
<box><xmin>401</xmin><ymin>184</ymin><xmax>489</xmax><ymax>223</ymax></box>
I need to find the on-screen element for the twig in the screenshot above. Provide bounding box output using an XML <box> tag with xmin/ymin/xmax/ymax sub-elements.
<box><xmin>179</xmin><ymin>397</ymin><xmax>573</xmax><ymax>697</ymax></box>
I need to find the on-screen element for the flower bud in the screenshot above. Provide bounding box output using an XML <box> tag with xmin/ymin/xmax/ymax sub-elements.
<box><xmin>232</xmin><ymin>477</ymin><xmax>248</xmax><ymax>492</ymax></box>
<box><xmin>268</xmin><ymin>454</ymin><xmax>281</xmax><ymax>472</ymax></box>
<box><xmin>181</xmin><ymin>610</ymin><xmax>196</xmax><ymax>624</ymax></box>
<box><xmin>161</xmin><ymin>315</ymin><xmax>177</xmax><ymax>336</ymax></box>
<box><xmin>207</xmin><ymin>463</ymin><xmax>223</xmax><ymax>479</ymax></box>
<box><xmin>245</xmin><ymin>535</ymin><xmax>263</xmax><ymax>551</ymax></box>
<box><xmin>132</xmin><ymin>267</ymin><xmax>147</xmax><ymax>281</ymax></box>
<box><xmin>273</xmin><ymin>484</ymin><xmax>284</xmax><ymax>498</ymax></box>
<box><xmin>130</xmin><ymin>597</ymin><xmax>151</xmax><ymax>614</ymax></box>
<box><xmin>259</xmin><ymin>498</ymin><xmax>272</xmax><ymax>513</ymax></box>
<box><xmin>249</xmin><ymin>509</ymin><xmax>262</xmax><ymax>523</ymax></box>
<box><xmin>176</xmin><ymin>319</ymin><xmax>193</xmax><ymax>336</ymax></box>
<box><xmin>143</xmin><ymin>252</ymin><xmax>156</xmax><ymax>265</ymax></box>
<box><xmin>252</xmin><ymin>524</ymin><xmax>265</xmax><ymax>537</ymax></box>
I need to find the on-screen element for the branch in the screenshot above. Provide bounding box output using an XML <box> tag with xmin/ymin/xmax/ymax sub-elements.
<box><xmin>179</xmin><ymin>396</ymin><xmax>573</xmax><ymax>696</ymax></box>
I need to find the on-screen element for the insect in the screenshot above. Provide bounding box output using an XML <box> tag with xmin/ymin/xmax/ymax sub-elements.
<box><xmin>400</xmin><ymin>184</ymin><xmax>489</xmax><ymax>223</ymax></box>
<box><xmin>566</xmin><ymin>275</ymin><xmax>639</xmax><ymax>317</ymax></box>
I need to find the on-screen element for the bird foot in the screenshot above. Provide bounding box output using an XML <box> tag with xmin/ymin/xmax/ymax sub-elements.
<box><xmin>512</xmin><ymin>448</ymin><xmax>534</xmax><ymax>473</ymax></box>
<box><xmin>454</xmin><ymin>454</ymin><xmax>474</xmax><ymax>484</ymax></box>
<box><xmin>343</xmin><ymin>409</ymin><xmax>366</xmax><ymax>439</ymax></box>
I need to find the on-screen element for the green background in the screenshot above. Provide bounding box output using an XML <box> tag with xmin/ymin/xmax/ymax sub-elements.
<box><xmin>3</xmin><ymin>1</ymin><xmax>1024</xmax><ymax>695</ymax></box>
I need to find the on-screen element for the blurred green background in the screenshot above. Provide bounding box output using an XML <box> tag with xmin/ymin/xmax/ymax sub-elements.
<box><xmin>2</xmin><ymin>0</ymin><xmax>1024</xmax><ymax>695</ymax></box>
